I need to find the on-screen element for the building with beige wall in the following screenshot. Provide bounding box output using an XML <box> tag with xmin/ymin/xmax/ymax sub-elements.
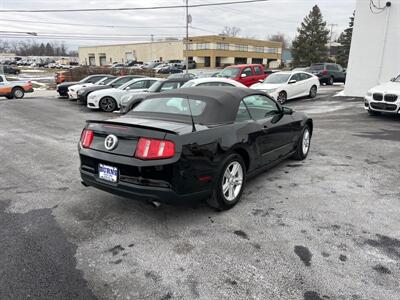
<box><xmin>185</xmin><ymin>35</ymin><xmax>282</xmax><ymax>68</ymax></box>
<box><xmin>79</xmin><ymin>35</ymin><xmax>282</xmax><ymax>68</ymax></box>
<box><xmin>79</xmin><ymin>40</ymin><xmax>183</xmax><ymax>66</ymax></box>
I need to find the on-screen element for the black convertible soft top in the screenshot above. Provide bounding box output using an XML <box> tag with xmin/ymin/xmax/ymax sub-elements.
<box><xmin>129</xmin><ymin>87</ymin><xmax>269</xmax><ymax>125</ymax></box>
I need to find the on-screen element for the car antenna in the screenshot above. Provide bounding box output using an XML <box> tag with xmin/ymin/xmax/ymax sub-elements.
<box><xmin>186</xmin><ymin>97</ymin><xmax>196</xmax><ymax>132</ymax></box>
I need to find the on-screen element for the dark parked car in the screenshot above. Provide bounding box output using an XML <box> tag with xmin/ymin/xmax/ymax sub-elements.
<box><xmin>307</xmin><ymin>63</ymin><xmax>346</xmax><ymax>85</ymax></box>
<box><xmin>119</xmin><ymin>77</ymin><xmax>190</xmax><ymax>113</ymax></box>
<box><xmin>2</xmin><ymin>65</ymin><xmax>20</xmax><ymax>75</ymax></box>
<box><xmin>157</xmin><ymin>66</ymin><xmax>183</xmax><ymax>74</ymax></box>
<box><xmin>77</xmin><ymin>75</ymin><xmax>145</xmax><ymax>103</ymax></box>
<box><xmin>79</xmin><ymin>87</ymin><xmax>313</xmax><ymax>210</ymax></box>
<box><xmin>57</xmin><ymin>74</ymin><xmax>111</xmax><ymax>97</ymax></box>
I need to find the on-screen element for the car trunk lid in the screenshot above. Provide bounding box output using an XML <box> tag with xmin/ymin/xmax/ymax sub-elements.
<box><xmin>85</xmin><ymin>118</ymin><xmax>191</xmax><ymax>157</ymax></box>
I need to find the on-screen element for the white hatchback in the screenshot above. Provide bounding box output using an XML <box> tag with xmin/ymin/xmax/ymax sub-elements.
<box><xmin>250</xmin><ymin>71</ymin><xmax>320</xmax><ymax>104</ymax></box>
<box><xmin>87</xmin><ymin>77</ymin><xmax>161</xmax><ymax>112</ymax></box>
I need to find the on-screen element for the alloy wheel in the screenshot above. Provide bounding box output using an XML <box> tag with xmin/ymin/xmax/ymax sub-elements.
<box><xmin>302</xmin><ymin>129</ymin><xmax>310</xmax><ymax>155</ymax></box>
<box><xmin>277</xmin><ymin>92</ymin><xmax>287</xmax><ymax>104</ymax></box>
<box><xmin>222</xmin><ymin>161</ymin><xmax>243</xmax><ymax>202</ymax></box>
<box><xmin>310</xmin><ymin>86</ymin><xmax>317</xmax><ymax>98</ymax></box>
<box><xmin>14</xmin><ymin>89</ymin><xmax>24</xmax><ymax>99</ymax></box>
<box><xmin>100</xmin><ymin>97</ymin><xmax>116</xmax><ymax>112</ymax></box>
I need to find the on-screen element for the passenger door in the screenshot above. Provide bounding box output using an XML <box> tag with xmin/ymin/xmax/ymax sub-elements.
<box><xmin>243</xmin><ymin>95</ymin><xmax>295</xmax><ymax>165</ymax></box>
<box><xmin>287</xmin><ymin>73</ymin><xmax>303</xmax><ymax>99</ymax></box>
<box><xmin>239</xmin><ymin>67</ymin><xmax>255</xmax><ymax>87</ymax></box>
<box><xmin>253</xmin><ymin>65</ymin><xmax>265</xmax><ymax>83</ymax></box>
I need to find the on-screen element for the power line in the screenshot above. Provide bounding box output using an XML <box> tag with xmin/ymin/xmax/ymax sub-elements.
<box><xmin>0</xmin><ymin>0</ymin><xmax>270</xmax><ymax>13</ymax></box>
<box><xmin>0</xmin><ymin>18</ymin><xmax>186</xmax><ymax>29</ymax></box>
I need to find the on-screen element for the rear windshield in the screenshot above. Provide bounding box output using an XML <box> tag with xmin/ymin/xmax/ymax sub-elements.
<box><xmin>309</xmin><ymin>64</ymin><xmax>324</xmax><ymax>70</ymax></box>
<box><xmin>219</xmin><ymin>67</ymin><xmax>240</xmax><ymax>79</ymax></box>
<box><xmin>132</xmin><ymin>97</ymin><xmax>206</xmax><ymax>116</ymax></box>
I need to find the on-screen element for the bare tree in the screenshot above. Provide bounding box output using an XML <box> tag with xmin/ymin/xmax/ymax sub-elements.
<box><xmin>220</xmin><ymin>26</ymin><xmax>241</xmax><ymax>37</ymax></box>
<box><xmin>268</xmin><ymin>32</ymin><xmax>290</xmax><ymax>49</ymax></box>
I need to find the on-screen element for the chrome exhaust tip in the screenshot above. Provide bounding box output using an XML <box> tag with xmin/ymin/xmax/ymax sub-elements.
<box><xmin>150</xmin><ymin>201</ymin><xmax>161</xmax><ymax>208</ymax></box>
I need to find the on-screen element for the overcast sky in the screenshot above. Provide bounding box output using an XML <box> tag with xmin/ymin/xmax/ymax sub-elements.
<box><xmin>0</xmin><ymin>0</ymin><xmax>356</xmax><ymax>50</ymax></box>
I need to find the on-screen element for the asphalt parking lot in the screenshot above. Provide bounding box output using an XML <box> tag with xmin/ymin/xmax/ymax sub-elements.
<box><xmin>0</xmin><ymin>85</ymin><xmax>399</xmax><ymax>300</ymax></box>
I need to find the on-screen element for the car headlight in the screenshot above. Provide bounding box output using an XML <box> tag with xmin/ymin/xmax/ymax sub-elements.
<box><xmin>265</xmin><ymin>89</ymin><xmax>277</xmax><ymax>94</ymax></box>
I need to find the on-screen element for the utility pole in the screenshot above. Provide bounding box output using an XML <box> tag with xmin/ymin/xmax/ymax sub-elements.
<box><xmin>150</xmin><ymin>34</ymin><xmax>154</xmax><ymax>62</ymax></box>
<box><xmin>185</xmin><ymin>0</ymin><xmax>189</xmax><ymax>74</ymax></box>
<box><xmin>328</xmin><ymin>23</ymin><xmax>338</xmax><ymax>59</ymax></box>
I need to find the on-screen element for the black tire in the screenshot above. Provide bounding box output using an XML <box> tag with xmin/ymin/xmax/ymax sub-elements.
<box><xmin>99</xmin><ymin>97</ymin><xmax>117</xmax><ymax>112</ymax></box>
<box><xmin>12</xmin><ymin>87</ymin><xmax>24</xmax><ymax>99</ymax></box>
<box><xmin>207</xmin><ymin>154</ymin><xmax>246</xmax><ymax>211</ymax></box>
<box><xmin>309</xmin><ymin>85</ymin><xmax>317</xmax><ymax>98</ymax></box>
<box><xmin>368</xmin><ymin>109</ymin><xmax>381</xmax><ymax>116</ymax></box>
<box><xmin>292</xmin><ymin>125</ymin><xmax>311</xmax><ymax>160</ymax></box>
<box><xmin>277</xmin><ymin>91</ymin><xmax>287</xmax><ymax>104</ymax></box>
<box><xmin>327</xmin><ymin>76</ymin><xmax>334</xmax><ymax>86</ymax></box>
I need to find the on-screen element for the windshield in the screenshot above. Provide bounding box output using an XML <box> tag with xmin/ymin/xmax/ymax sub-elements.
<box><xmin>118</xmin><ymin>79</ymin><xmax>140</xmax><ymax>90</ymax></box>
<box><xmin>263</xmin><ymin>73</ymin><xmax>291</xmax><ymax>84</ymax></box>
<box><xmin>131</xmin><ymin>97</ymin><xmax>206</xmax><ymax>116</ymax></box>
<box><xmin>219</xmin><ymin>68</ymin><xmax>240</xmax><ymax>79</ymax></box>
<box><xmin>309</xmin><ymin>64</ymin><xmax>324</xmax><ymax>70</ymax></box>
<box><xmin>181</xmin><ymin>81</ymin><xmax>196</xmax><ymax>88</ymax></box>
<box><xmin>102</xmin><ymin>77</ymin><xmax>115</xmax><ymax>85</ymax></box>
<box><xmin>110</xmin><ymin>76</ymin><xmax>137</xmax><ymax>87</ymax></box>
<box><xmin>147</xmin><ymin>81</ymin><xmax>163</xmax><ymax>92</ymax></box>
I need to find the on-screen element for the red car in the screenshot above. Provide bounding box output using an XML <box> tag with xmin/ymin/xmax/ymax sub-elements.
<box><xmin>218</xmin><ymin>64</ymin><xmax>268</xmax><ymax>87</ymax></box>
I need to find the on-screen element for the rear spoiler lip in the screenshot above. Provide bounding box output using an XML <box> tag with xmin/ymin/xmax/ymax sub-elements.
<box><xmin>85</xmin><ymin>119</ymin><xmax>178</xmax><ymax>135</ymax></box>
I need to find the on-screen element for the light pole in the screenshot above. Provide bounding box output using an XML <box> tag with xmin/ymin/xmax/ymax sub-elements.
<box><xmin>185</xmin><ymin>0</ymin><xmax>189</xmax><ymax>74</ymax></box>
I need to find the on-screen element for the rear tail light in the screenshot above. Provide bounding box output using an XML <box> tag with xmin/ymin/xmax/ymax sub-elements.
<box><xmin>81</xmin><ymin>129</ymin><xmax>94</xmax><ymax>148</ymax></box>
<box><xmin>135</xmin><ymin>138</ymin><xmax>175</xmax><ymax>160</ymax></box>
<box><xmin>322</xmin><ymin>70</ymin><xmax>328</xmax><ymax>75</ymax></box>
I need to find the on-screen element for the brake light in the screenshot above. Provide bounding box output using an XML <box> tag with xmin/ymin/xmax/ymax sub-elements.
<box><xmin>135</xmin><ymin>138</ymin><xmax>175</xmax><ymax>160</ymax></box>
<box><xmin>322</xmin><ymin>70</ymin><xmax>328</xmax><ymax>75</ymax></box>
<box><xmin>81</xmin><ymin>129</ymin><xmax>94</xmax><ymax>148</ymax></box>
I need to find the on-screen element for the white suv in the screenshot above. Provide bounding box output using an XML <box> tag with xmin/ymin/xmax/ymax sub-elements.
<box><xmin>364</xmin><ymin>75</ymin><xmax>400</xmax><ymax>115</ymax></box>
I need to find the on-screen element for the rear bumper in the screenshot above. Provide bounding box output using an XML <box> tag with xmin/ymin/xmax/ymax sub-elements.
<box><xmin>80</xmin><ymin>169</ymin><xmax>210</xmax><ymax>204</ymax></box>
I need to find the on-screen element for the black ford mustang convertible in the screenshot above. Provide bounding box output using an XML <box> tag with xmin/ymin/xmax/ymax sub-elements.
<box><xmin>79</xmin><ymin>87</ymin><xmax>313</xmax><ymax>210</ymax></box>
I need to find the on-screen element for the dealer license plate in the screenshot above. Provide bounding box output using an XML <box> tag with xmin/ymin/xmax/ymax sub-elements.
<box><xmin>98</xmin><ymin>164</ymin><xmax>118</xmax><ymax>183</ymax></box>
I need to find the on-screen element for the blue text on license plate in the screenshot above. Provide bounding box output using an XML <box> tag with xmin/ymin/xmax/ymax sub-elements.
<box><xmin>98</xmin><ymin>164</ymin><xmax>118</xmax><ymax>183</ymax></box>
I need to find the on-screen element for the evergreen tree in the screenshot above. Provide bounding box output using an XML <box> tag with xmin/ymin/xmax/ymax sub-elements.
<box><xmin>291</xmin><ymin>5</ymin><xmax>330</xmax><ymax>67</ymax></box>
<box><xmin>45</xmin><ymin>42</ymin><xmax>54</xmax><ymax>56</ymax></box>
<box><xmin>336</xmin><ymin>11</ymin><xmax>355</xmax><ymax>67</ymax></box>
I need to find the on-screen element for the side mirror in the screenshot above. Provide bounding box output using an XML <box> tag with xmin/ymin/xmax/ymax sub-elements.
<box><xmin>282</xmin><ymin>106</ymin><xmax>293</xmax><ymax>115</ymax></box>
<box><xmin>390</xmin><ymin>77</ymin><xmax>396</xmax><ymax>82</ymax></box>
<box><xmin>258</xmin><ymin>79</ymin><xmax>263</xmax><ymax>83</ymax></box>
<box><xmin>288</xmin><ymin>79</ymin><xmax>297</xmax><ymax>84</ymax></box>
<box><xmin>125</xmin><ymin>87</ymin><xmax>131</xmax><ymax>90</ymax></box>
<box><xmin>240</xmin><ymin>73</ymin><xmax>247</xmax><ymax>78</ymax></box>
